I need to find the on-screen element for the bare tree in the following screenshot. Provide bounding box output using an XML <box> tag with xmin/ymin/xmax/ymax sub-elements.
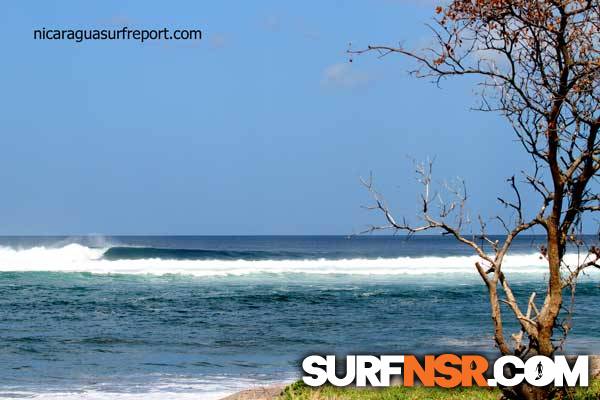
<box><xmin>350</xmin><ymin>1</ymin><xmax>600</xmax><ymax>399</ymax></box>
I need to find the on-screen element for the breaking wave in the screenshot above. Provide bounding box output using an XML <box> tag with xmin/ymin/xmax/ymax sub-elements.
<box><xmin>0</xmin><ymin>243</ymin><xmax>593</xmax><ymax>277</ymax></box>
<box><xmin>102</xmin><ymin>246</ymin><xmax>308</xmax><ymax>261</ymax></box>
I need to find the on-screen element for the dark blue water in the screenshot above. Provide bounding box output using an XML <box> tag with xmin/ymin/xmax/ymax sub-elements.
<box><xmin>0</xmin><ymin>236</ymin><xmax>597</xmax><ymax>399</ymax></box>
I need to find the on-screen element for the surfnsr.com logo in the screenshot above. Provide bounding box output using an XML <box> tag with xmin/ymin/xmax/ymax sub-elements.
<box><xmin>302</xmin><ymin>355</ymin><xmax>589</xmax><ymax>388</ymax></box>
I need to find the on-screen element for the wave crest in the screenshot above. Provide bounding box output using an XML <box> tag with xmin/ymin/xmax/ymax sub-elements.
<box><xmin>102</xmin><ymin>246</ymin><xmax>304</xmax><ymax>261</ymax></box>
<box><xmin>0</xmin><ymin>243</ymin><xmax>582</xmax><ymax>277</ymax></box>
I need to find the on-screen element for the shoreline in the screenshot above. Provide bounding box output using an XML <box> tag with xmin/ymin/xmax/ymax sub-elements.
<box><xmin>218</xmin><ymin>384</ymin><xmax>287</xmax><ymax>400</ymax></box>
<box><xmin>220</xmin><ymin>356</ymin><xmax>600</xmax><ymax>400</ymax></box>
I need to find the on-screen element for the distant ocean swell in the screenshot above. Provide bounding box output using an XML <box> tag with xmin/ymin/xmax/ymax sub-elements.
<box><xmin>0</xmin><ymin>243</ymin><xmax>594</xmax><ymax>277</ymax></box>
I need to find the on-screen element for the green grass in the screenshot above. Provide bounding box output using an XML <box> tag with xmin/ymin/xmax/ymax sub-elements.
<box><xmin>279</xmin><ymin>380</ymin><xmax>600</xmax><ymax>400</ymax></box>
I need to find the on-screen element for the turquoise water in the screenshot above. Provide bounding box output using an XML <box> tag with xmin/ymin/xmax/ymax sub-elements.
<box><xmin>0</xmin><ymin>236</ymin><xmax>598</xmax><ymax>399</ymax></box>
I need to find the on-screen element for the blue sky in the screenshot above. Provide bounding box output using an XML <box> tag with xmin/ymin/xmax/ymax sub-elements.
<box><xmin>0</xmin><ymin>1</ymin><xmax>532</xmax><ymax>235</ymax></box>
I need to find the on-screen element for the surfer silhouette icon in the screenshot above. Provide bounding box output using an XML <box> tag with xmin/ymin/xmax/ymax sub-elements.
<box><xmin>535</xmin><ymin>361</ymin><xmax>543</xmax><ymax>380</ymax></box>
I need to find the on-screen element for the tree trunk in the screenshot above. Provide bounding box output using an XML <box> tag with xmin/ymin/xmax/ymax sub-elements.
<box><xmin>537</xmin><ymin>223</ymin><xmax>563</xmax><ymax>356</ymax></box>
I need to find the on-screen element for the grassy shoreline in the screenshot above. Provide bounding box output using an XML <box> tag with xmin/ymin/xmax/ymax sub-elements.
<box><xmin>221</xmin><ymin>380</ymin><xmax>600</xmax><ymax>400</ymax></box>
<box><xmin>222</xmin><ymin>356</ymin><xmax>600</xmax><ymax>399</ymax></box>
<box><xmin>276</xmin><ymin>380</ymin><xmax>600</xmax><ymax>400</ymax></box>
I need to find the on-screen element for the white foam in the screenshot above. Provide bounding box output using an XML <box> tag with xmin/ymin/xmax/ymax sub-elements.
<box><xmin>1</xmin><ymin>376</ymin><xmax>292</xmax><ymax>400</ymax></box>
<box><xmin>2</xmin><ymin>391</ymin><xmax>229</xmax><ymax>400</ymax></box>
<box><xmin>0</xmin><ymin>244</ymin><xmax>595</xmax><ymax>277</ymax></box>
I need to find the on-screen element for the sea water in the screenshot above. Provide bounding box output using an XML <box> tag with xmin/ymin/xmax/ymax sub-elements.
<box><xmin>0</xmin><ymin>235</ymin><xmax>598</xmax><ymax>399</ymax></box>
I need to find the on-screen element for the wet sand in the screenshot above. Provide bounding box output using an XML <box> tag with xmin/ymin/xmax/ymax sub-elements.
<box><xmin>219</xmin><ymin>384</ymin><xmax>286</xmax><ymax>400</ymax></box>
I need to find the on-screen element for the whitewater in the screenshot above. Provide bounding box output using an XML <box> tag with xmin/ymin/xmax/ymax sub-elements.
<box><xmin>0</xmin><ymin>243</ymin><xmax>592</xmax><ymax>277</ymax></box>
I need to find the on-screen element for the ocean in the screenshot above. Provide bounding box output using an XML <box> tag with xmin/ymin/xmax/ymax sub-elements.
<box><xmin>0</xmin><ymin>235</ymin><xmax>598</xmax><ymax>399</ymax></box>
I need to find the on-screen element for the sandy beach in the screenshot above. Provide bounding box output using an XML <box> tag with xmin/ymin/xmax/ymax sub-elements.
<box><xmin>219</xmin><ymin>384</ymin><xmax>287</xmax><ymax>400</ymax></box>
